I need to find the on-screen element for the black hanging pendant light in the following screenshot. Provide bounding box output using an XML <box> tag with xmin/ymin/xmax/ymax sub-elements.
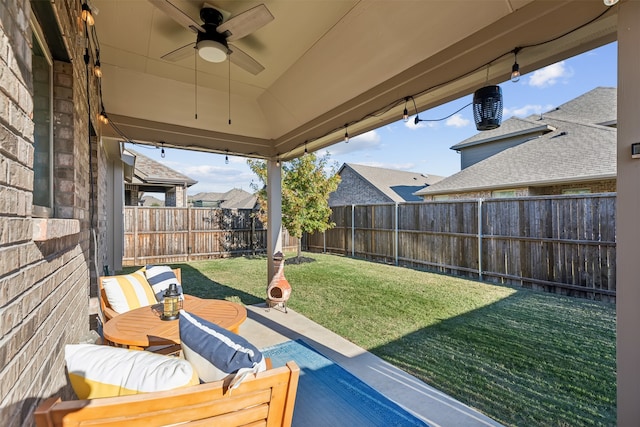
<box><xmin>473</xmin><ymin>85</ymin><xmax>503</xmax><ymax>131</ymax></box>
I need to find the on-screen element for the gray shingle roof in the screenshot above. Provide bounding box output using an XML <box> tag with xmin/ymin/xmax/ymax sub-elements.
<box><xmin>540</xmin><ymin>86</ymin><xmax>616</xmax><ymax>125</ymax></box>
<box><xmin>450</xmin><ymin>116</ymin><xmax>553</xmax><ymax>150</ymax></box>
<box><xmin>127</xmin><ymin>149</ymin><xmax>197</xmax><ymax>186</ymax></box>
<box><xmin>344</xmin><ymin>163</ymin><xmax>444</xmax><ymax>202</ymax></box>
<box><xmin>189</xmin><ymin>189</ymin><xmax>257</xmax><ymax>209</ymax></box>
<box><xmin>416</xmin><ymin>119</ymin><xmax>616</xmax><ymax>195</ymax></box>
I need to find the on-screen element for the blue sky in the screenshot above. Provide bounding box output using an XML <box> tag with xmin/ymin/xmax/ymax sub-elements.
<box><xmin>127</xmin><ymin>41</ymin><xmax>617</xmax><ymax>196</ymax></box>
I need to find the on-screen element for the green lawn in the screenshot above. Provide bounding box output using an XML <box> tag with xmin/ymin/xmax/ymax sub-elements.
<box><xmin>145</xmin><ymin>252</ymin><xmax>616</xmax><ymax>427</ymax></box>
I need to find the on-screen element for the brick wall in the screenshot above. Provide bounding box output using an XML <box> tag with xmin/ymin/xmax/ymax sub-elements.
<box><xmin>421</xmin><ymin>181</ymin><xmax>616</xmax><ymax>200</ymax></box>
<box><xmin>329</xmin><ymin>166</ymin><xmax>391</xmax><ymax>206</ymax></box>
<box><xmin>0</xmin><ymin>1</ymin><xmax>105</xmax><ymax>425</ymax></box>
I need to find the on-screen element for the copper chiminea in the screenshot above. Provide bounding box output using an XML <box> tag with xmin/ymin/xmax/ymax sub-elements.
<box><xmin>266</xmin><ymin>252</ymin><xmax>291</xmax><ymax>313</ymax></box>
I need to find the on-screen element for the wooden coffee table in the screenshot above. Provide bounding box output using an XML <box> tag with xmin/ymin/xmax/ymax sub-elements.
<box><xmin>103</xmin><ymin>295</ymin><xmax>247</xmax><ymax>350</ymax></box>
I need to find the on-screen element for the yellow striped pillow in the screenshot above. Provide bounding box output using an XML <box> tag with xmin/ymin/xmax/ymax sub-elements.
<box><xmin>102</xmin><ymin>270</ymin><xmax>157</xmax><ymax>314</ymax></box>
<box><xmin>65</xmin><ymin>344</ymin><xmax>199</xmax><ymax>399</ymax></box>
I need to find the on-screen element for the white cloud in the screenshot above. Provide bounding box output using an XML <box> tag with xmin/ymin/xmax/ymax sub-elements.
<box><xmin>445</xmin><ymin>114</ymin><xmax>470</xmax><ymax>128</ymax></box>
<box><xmin>352</xmin><ymin>130</ymin><xmax>381</xmax><ymax>143</ymax></box>
<box><xmin>324</xmin><ymin>130</ymin><xmax>382</xmax><ymax>155</ymax></box>
<box><xmin>178</xmin><ymin>163</ymin><xmax>258</xmax><ymax>193</ymax></box>
<box><xmin>528</xmin><ymin>61</ymin><xmax>573</xmax><ymax>87</ymax></box>
<box><xmin>504</xmin><ymin>104</ymin><xmax>554</xmax><ymax>118</ymax></box>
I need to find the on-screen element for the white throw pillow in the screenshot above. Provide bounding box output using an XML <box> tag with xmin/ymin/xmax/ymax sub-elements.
<box><xmin>65</xmin><ymin>344</ymin><xmax>199</xmax><ymax>399</ymax></box>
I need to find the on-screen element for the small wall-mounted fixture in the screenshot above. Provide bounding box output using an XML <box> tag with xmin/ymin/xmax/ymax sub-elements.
<box><xmin>631</xmin><ymin>143</ymin><xmax>640</xmax><ymax>159</ymax></box>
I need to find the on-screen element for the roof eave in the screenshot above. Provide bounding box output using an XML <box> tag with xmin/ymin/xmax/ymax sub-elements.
<box><xmin>450</xmin><ymin>124</ymin><xmax>554</xmax><ymax>151</ymax></box>
<box><xmin>416</xmin><ymin>173</ymin><xmax>616</xmax><ymax>196</ymax></box>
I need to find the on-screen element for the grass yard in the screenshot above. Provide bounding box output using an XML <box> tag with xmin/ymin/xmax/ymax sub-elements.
<box><xmin>154</xmin><ymin>252</ymin><xmax>616</xmax><ymax>427</ymax></box>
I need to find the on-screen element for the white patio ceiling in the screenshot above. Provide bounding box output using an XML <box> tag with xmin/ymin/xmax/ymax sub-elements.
<box><xmin>93</xmin><ymin>0</ymin><xmax>617</xmax><ymax>161</ymax></box>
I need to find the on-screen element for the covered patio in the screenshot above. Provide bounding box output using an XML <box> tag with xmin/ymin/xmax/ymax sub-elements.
<box><xmin>90</xmin><ymin>2</ymin><xmax>638</xmax><ymax>421</ymax></box>
<box><xmin>3</xmin><ymin>0</ymin><xmax>638</xmax><ymax>425</ymax></box>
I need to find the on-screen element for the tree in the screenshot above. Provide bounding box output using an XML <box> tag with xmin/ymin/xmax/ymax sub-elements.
<box><xmin>248</xmin><ymin>153</ymin><xmax>341</xmax><ymax>259</ymax></box>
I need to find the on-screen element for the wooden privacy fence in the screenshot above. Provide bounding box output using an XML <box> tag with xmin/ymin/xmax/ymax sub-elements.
<box><xmin>306</xmin><ymin>194</ymin><xmax>616</xmax><ymax>300</ymax></box>
<box><xmin>123</xmin><ymin>207</ymin><xmax>298</xmax><ymax>266</ymax></box>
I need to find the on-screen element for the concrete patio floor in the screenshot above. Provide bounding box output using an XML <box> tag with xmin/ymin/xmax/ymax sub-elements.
<box><xmin>239</xmin><ymin>303</ymin><xmax>504</xmax><ymax>427</ymax></box>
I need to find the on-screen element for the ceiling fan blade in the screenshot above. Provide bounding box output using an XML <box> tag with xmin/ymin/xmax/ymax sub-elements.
<box><xmin>228</xmin><ymin>43</ymin><xmax>264</xmax><ymax>75</ymax></box>
<box><xmin>217</xmin><ymin>4</ymin><xmax>274</xmax><ymax>42</ymax></box>
<box><xmin>161</xmin><ymin>42</ymin><xmax>196</xmax><ymax>62</ymax></box>
<box><xmin>148</xmin><ymin>0</ymin><xmax>204</xmax><ymax>33</ymax></box>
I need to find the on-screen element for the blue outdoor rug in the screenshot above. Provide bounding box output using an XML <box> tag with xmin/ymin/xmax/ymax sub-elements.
<box><xmin>261</xmin><ymin>339</ymin><xmax>429</xmax><ymax>427</ymax></box>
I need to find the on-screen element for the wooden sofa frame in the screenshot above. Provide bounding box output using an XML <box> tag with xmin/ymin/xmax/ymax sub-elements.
<box><xmin>98</xmin><ymin>268</ymin><xmax>182</xmax><ymax>322</ymax></box>
<box><xmin>34</xmin><ymin>360</ymin><xmax>300</xmax><ymax>427</ymax></box>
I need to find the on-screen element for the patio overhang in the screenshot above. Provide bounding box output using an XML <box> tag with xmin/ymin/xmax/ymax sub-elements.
<box><xmin>94</xmin><ymin>0</ymin><xmax>617</xmax><ymax>161</ymax></box>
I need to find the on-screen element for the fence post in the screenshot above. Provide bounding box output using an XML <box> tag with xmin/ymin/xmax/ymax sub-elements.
<box><xmin>187</xmin><ymin>205</ymin><xmax>192</xmax><ymax>262</ymax></box>
<box><xmin>133</xmin><ymin>206</ymin><xmax>138</xmax><ymax>266</ymax></box>
<box><xmin>478</xmin><ymin>198</ymin><xmax>483</xmax><ymax>281</ymax></box>
<box><xmin>351</xmin><ymin>204</ymin><xmax>355</xmax><ymax>257</ymax></box>
<box><xmin>323</xmin><ymin>231</ymin><xmax>326</xmax><ymax>253</ymax></box>
<box><xmin>394</xmin><ymin>203</ymin><xmax>399</xmax><ymax>266</ymax></box>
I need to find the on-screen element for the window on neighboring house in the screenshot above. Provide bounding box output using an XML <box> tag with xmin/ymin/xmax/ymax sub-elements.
<box><xmin>562</xmin><ymin>188</ymin><xmax>591</xmax><ymax>195</ymax></box>
<box><xmin>32</xmin><ymin>19</ymin><xmax>54</xmax><ymax>217</ymax></box>
<box><xmin>492</xmin><ymin>190</ymin><xmax>516</xmax><ymax>198</ymax></box>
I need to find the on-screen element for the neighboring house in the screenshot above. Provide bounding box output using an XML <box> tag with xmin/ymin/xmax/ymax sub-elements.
<box><xmin>415</xmin><ymin>87</ymin><xmax>617</xmax><ymax>200</ymax></box>
<box><xmin>329</xmin><ymin>163</ymin><xmax>444</xmax><ymax>206</ymax></box>
<box><xmin>189</xmin><ymin>188</ymin><xmax>258</xmax><ymax>209</ymax></box>
<box><xmin>125</xmin><ymin>149</ymin><xmax>197</xmax><ymax>207</ymax></box>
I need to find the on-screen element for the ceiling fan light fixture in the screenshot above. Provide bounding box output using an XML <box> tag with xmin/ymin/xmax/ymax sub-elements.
<box><xmin>197</xmin><ymin>39</ymin><xmax>228</xmax><ymax>63</ymax></box>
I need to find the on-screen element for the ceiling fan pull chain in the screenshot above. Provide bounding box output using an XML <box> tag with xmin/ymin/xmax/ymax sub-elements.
<box><xmin>195</xmin><ymin>52</ymin><xmax>198</xmax><ymax>120</ymax></box>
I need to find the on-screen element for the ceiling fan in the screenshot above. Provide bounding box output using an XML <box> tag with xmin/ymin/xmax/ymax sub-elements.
<box><xmin>148</xmin><ymin>0</ymin><xmax>274</xmax><ymax>75</ymax></box>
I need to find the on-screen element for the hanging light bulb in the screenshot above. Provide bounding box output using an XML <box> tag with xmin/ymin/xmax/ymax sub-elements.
<box><xmin>603</xmin><ymin>0</ymin><xmax>618</xmax><ymax>5</ymax></box>
<box><xmin>510</xmin><ymin>48</ymin><xmax>521</xmax><ymax>83</ymax></box>
<box><xmin>81</xmin><ymin>3</ymin><xmax>95</xmax><ymax>26</ymax></box>
<box><xmin>304</xmin><ymin>142</ymin><xmax>308</xmax><ymax>155</ymax></box>
<box><xmin>402</xmin><ymin>97</ymin><xmax>410</xmax><ymax>122</ymax></box>
<box><xmin>98</xmin><ymin>110</ymin><xmax>108</xmax><ymax>125</ymax></box>
<box><xmin>344</xmin><ymin>125</ymin><xmax>349</xmax><ymax>143</ymax></box>
<box><xmin>94</xmin><ymin>58</ymin><xmax>102</xmax><ymax>78</ymax></box>
<box><xmin>225</xmin><ymin>150</ymin><xmax>229</xmax><ymax>164</ymax></box>
<box><xmin>161</xmin><ymin>145</ymin><xmax>165</xmax><ymax>158</ymax></box>
<box><xmin>276</xmin><ymin>158</ymin><xmax>281</xmax><ymax>167</ymax></box>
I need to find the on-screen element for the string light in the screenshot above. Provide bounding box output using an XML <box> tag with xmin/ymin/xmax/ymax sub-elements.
<box><xmin>81</xmin><ymin>3</ymin><xmax>94</xmax><ymax>26</ymax></box>
<box><xmin>304</xmin><ymin>141</ymin><xmax>308</xmax><ymax>155</ymax></box>
<box><xmin>225</xmin><ymin>150</ymin><xmax>229</xmax><ymax>164</ymax></box>
<box><xmin>160</xmin><ymin>142</ymin><xmax>165</xmax><ymax>158</ymax></box>
<box><xmin>510</xmin><ymin>47</ymin><xmax>521</xmax><ymax>83</ymax></box>
<box><xmin>98</xmin><ymin>109</ymin><xmax>108</xmax><ymax>125</ymax></box>
<box><xmin>276</xmin><ymin>158</ymin><xmax>280</xmax><ymax>167</ymax></box>
<box><xmin>94</xmin><ymin>51</ymin><xmax>102</xmax><ymax>78</ymax></box>
<box><xmin>344</xmin><ymin>125</ymin><xmax>349</xmax><ymax>143</ymax></box>
<box><xmin>403</xmin><ymin>97</ymin><xmax>410</xmax><ymax>122</ymax></box>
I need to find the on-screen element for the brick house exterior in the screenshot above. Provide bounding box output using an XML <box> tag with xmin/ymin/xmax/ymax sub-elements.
<box><xmin>329</xmin><ymin>163</ymin><xmax>443</xmax><ymax>206</ymax></box>
<box><xmin>0</xmin><ymin>1</ymin><xmax>114</xmax><ymax>425</ymax></box>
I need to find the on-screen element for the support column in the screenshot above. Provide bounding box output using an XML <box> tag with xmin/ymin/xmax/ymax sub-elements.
<box><xmin>266</xmin><ymin>160</ymin><xmax>283</xmax><ymax>284</ymax></box>
<box><xmin>617</xmin><ymin>2</ymin><xmax>640</xmax><ymax>424</ymax></box>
